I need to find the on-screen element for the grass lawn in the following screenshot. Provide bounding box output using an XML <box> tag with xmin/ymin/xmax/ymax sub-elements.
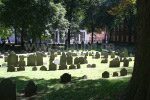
<box><xmin>0</xmin><ymin>50</ymin><xmax>134</xmax><ymax>100</ymax></box>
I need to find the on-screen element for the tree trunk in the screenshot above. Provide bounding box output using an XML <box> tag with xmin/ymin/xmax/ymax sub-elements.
<box><xmin>123</xmin><ymin>0</ymin><xmax>150</xmax><ymax>100</ymax></box>
<box><xmin>91</xmin><ymin>26</ymin><xmax>94</xmax><ymax>44</ymax></box>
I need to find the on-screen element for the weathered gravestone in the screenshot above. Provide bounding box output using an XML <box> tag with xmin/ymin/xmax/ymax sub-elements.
<box><xmin>69</xmin><ymin>64</ymin><xmax>76</xmax><ymax>69</ymax></box>
<box><xmin>109</xmin><ymin>59</ymin><xmax>120</xmax><ymax>68</ymax></box>
<box><xmin>0</xmin><ymin>79</ymin><xmax>16</xmax><ymax>100</ymax></box>
<box><xmin>36</xmin><ymin>52</ymin><xmax>43</xmax><ymax>66</ymax></box>
<box><xmin>27</xmin><ymin>55</ymin><xmax>36</xmax><ymax>66</ymax></box>
<box><xmin>49</xmin><ymin>63</ymin><xmax>57</xmax><ymax>71</ymax></box>
<box><xmin>18</xmin><ymin>55</ymin><xmax>25</xmax><ymax>67</ymax></box>
<box><xmin>60</xmin><ymin>73</ymin><xmax>71</xmax><ymax>84</ymax></box>
<box><xmin>60</xmin><ymin>52</ymin><xmax>67</xmax><ymax>65</ymax></box>
<box><xmin>79</xmin><ymin>57</ymin><xmax>85</xmax><ymax>64</ymax></box>
<box><xmin>40</xmin><ymin>66</ymin><xmax>47</xmax><ymax>71</ymax></box>
<box><xmin>67</xmin><ymin>55</ymin><xmax>73</xmax><ymax>65</ymax></box>
<box><xmin>113</xmin><ymin>72</ymin><xmax>119</xmax><ymax>77</ymax></box>
<box><xmin>102</xmin><ymin>71</ymin><xmax>109</xmax><ymax>78</ymax></box>
<box><xmin>32</xmin><ymin>66</ymin><xmax>37</xmax><ymax>71</ymax></box>
<box><xmin>74</xmin><ymin>57</ymin><xmax>80</xmax><ymax>64</ymax></box>
<box><xmin>120</xmin><ymin>68</ymin><xmax>127</xmax><ymax>76</ymax></box>
<box><xmin>59</xmin><ymin>64</ymin><xmax>67</xmax><ymax>70</ymax></box>
<box><xmin>17</xmin><ymin>66</ymin><xmax>25</xmax><ymax>71</ymax></box>
<box><xmin>95</xmin><ymin>52</ymin><xmax>100</xmax><ymax>59</ymax></box>
<box><xmin>7</xmin><ymin>52</ymin><xmax>18</xmax><ymax>67</ymax></box>
<box><xmin>25</xmin><ymin>80</ymin><xmax>37</xmax><ymax>97</ymax></box>
<box><xmin>7</xmin><ymin>65</ymin><xmax>15</xmax><ymax>72</ymax></box>
<box><xmin>111</xmin><ymin>52</ymin><xmax>115</xmax><ymax>58</ymax></box>
<box><xmin>77</xmin><ymin>64</ymin><xmax>81</xmax><ymax>69</ymax></box>
<box><xmin>123</xmin><ymin>59</ymin><xmax>129</xmax><ymax>67</ymax></box>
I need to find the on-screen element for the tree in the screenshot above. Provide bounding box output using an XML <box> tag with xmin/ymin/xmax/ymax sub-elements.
<box><xmin>123</xmin><ymin>0</ymin><xmax>150</xmax><ymax>100</ymax></box>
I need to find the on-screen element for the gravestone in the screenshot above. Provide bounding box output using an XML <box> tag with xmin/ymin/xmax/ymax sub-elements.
<box><xmin>77</xmin><ymin>64</ymin><xmax>81</xmax><ymax>69</ymax></box>
<box><xmin>87</xmin><ymin>64</ymin><xmax>92</xmax><ymax>68</ymax></box>
<box><xmin>120</xmin><ymin>68</ymin><xmax>127</xmax><ymax>76</ymax></box>
<box><xmin>0</xmin><ymin>79</ymin><xmax>16</xmax><ymax>100</ymax></box>
<box><xmin>7</xmin><ymin>65</ymin><xmax>15</xmax><ymax>72</ymax></box>
<box><xmin>69</xmin><ymin>64</ymin><xmax>76</xmax><ymax>69</ymax></box>
<box><xmin>17</xmin><ymin>66</ymin><xmax>25</xmax><ymax>71</ymax></box>
<box><xmin>113</xmin><ymin>72</ymin><xmax>119</xmax><ymax>77</ymax></box>
<box><xmin>7</xmin><ymin>52</ymin><xmax>18</xmax><ymax>67</ymax></box>
<box><xmin>27</xmin><ymin>55</ymin><xmax>36</xmax><ymax>66</ymax></box>
<box><xmin>95</xmin><ymin>52</ymin><xmax>100</xmax><ymax>59</ymax></box>
<box><xmin>49</xmin><ymin>63</ymin><xmax>57</xmax><ymax>71</ymax></box>
<box><xmin>67</xmin><ymin>55</ymin><xmax>73</xmax><ymax>65</ymax></box>
<box><xmin>32</xmin><ymin>66</ymin><xmax>37</xmax><ymax>71</ymax></box>
<box><xmin>109</xmin><ymin>59</ymin><xmax>120</xmax><ymax>68</ymax></box>
<box><xmin>60</xmin><ymin>73</ymin><xmax>71</xmax><ymax>84</ymax></box>
<box><xmin>82</xmin><ymin>75</ymin><xmax>88</xmax><ymax>79</ymax></box>
<box><xmin>59</xmin><ymin>64</ymin><xmax>67</xmax><ymax>70</ymax></box>
<box><xmin>111</xmin><ymin>52</ymin><xmax>115</xmax><ymax>58</ymax></box>
<box><xmin>18</xmin><ymin>55</ymin><xmax>25</xmax><ymax>67</ymax></box>
<box><xmin>60</xmin><ymin>52</ymin><xmax>67</xmax><ymax>65</ymax></box>
<box><xmin>36</xmin><ymin>52</ymin><xmax>43</xmax><ymax>66</ymax></box>
<box><xmin>123</xmin><ymin>59</ymin><xmax>129</xmax><ymax>67</ymax></box>
<box><xmin>40</xmin><ymin>66</ymin><xmax>47</xmax><ymax>71</ymax></box>
<box><xmin>102</xmin><ymin>71</ymin><xmax>109</xmax><ymax>78</ymax></box>
<box><xmin>92</xmin><ymin>64</ymin><xmax>96</xmax><ymax>68</ymax></box>
<box><xmin>74</xmin><ymin>57</ymin><xmax>80</xmax><ymax>64</ymax></box>
<box><xmin>25</xmin><ymin>80</ymin><xmax>37</xmax><ymax>97</ymax></box>
<box><xmin>79</xmin><ymin>57</ymin><xmax>85</xmax><ymax>64</ymax></box>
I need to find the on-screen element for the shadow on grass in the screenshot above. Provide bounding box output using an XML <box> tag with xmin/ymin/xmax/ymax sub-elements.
<box><xmin>0</xmin><ymin>76</ymin><xmax>130</xmax><ymax>100</ymax></box>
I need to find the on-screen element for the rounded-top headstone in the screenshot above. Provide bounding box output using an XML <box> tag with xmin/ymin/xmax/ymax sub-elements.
<box><xmin>0</xmin><ymin>78</ymin><xmax>16</xmax><ymax>100</ymax></box>
<box><xmin>25</xmin><ymin>80</ymin><xmax>37</xmax><ymax>97</ymax></box>
<box><xmin>120</xmin><ymin>68</ymin><xmax>127</xmax><ymax>76</ymax></box>
<box><xmin>102</xmin><ymin>71</ymin><xmax>109</xmax><ymax>78</ymax></box>
<box><xmin>40</xmin><ymin>66</ymin><xmax>47</xmax><ymax>71</ymax></box>
<box><xmin>60</xmin><ymin>73</ymin><xmax>71</xmax><ymax>84</ymax></box>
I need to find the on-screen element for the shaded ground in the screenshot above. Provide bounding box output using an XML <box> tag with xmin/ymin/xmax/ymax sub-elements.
<box><xmin>0</xmin><ymin>76</ymin><xmax>129</xmax><ymax>100</ymax></box>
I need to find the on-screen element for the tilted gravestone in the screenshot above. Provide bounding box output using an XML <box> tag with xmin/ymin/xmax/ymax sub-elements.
<box><xmin>36</xmin><ymin>52</ymin><xmax>43</xmax><ymax>66</ymax></box>
<box><xmin>7</xmin><ymin>52</ymin><xmax>18</xmax><ymax>67</ymax></box>
<box><xmin>60</xmin><ymin>73</ymin><xmax>71</xmax><ymax>84</ymax></box>
<box><xmin>113</xmin><ymin>72</ymin><xmax>119</xmax><ymax>77</ymax></box>
<box><xmin>69</xmin><ymin>64</ymin><xmax>76</xmax><ymax>69</ymax></box>
<box><xmin>120</xmin><ymin>68</ymin><xmax>127</xmax><ymax>76</ymax></box>
<box><xmin>102</xmin><ymin>71</ymin><xmax>109</xmax><ymax>78</ymax></box>
<box><xmin>0</xmin><ymin>79</ymin><xmax>16</xmax><ymax>100</ymax></box>
<box><xmin>25</xmin><ymin>80</ymin><xmax>37</xmax><ymax>97</ymax></box>
<box><xmin>7</xmin><ymin>65</ymin><xmax>15</xmax><ymax>72</ymax></box>
<box><xmin>40</xmin><ymin>66</ymin><xmax>47</xmax><ymax>71</ymax></box>
<box><xmin>109</xmin><ymin>59</ymin><xmax>120</xmax><ymax>68</ymax></box>
<box><xmin>27</xmin><ymin>55</ymin><xmax>36</xmax><ymax>66</ymax></box>
<box><xmin>49</xmin><ymin>63</ymin><xmax>57</xmax><ymax>71</ymax></box>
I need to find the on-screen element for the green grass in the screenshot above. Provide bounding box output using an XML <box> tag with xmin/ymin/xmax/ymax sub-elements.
<box><xmin>0</xmin><ymin>50</ymin><xmax>134</xmax><ymax>99</ymax></box>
